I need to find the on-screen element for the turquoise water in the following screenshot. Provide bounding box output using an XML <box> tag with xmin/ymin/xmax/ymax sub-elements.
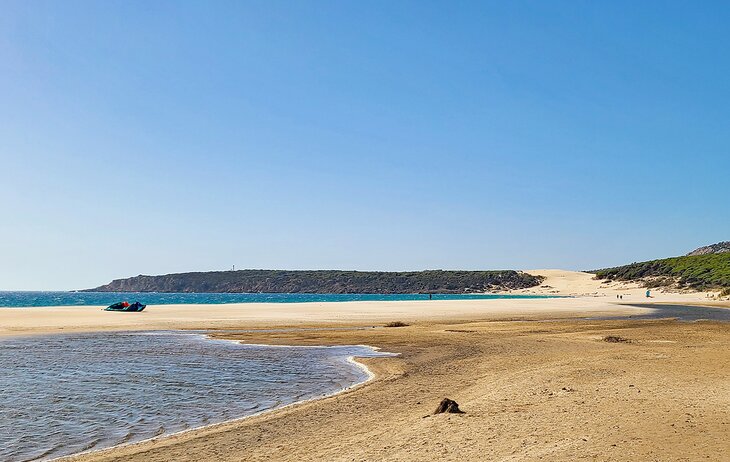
<box><xmin>0</xmin><ymin>291</ymin><xmax>562</xmax><ymax>308</ymax></box>
<box><xmin>0</xmin><ymin>331</ymin><xmax>395</xmax><ymax>461</ymax></box>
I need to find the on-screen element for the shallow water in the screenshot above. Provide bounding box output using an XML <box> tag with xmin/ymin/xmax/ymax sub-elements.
<box><xmin>0</xmin><ymin>291</ymin><xmax>563</xmax><ymax>308</ymax></box>
<box><xmin>580</xmin><ymin>303</ymin><xmax>730</xmax><ymax>322</ymax></box>
<box><xmin>615</xmin><ymin>303</ymin><xmax>730</xmax><ymax>322</ymax></box>
<box><xmin>0</xmin><ymin>331</ymin><xmax>394</xmax><ymax>461</ymax></box>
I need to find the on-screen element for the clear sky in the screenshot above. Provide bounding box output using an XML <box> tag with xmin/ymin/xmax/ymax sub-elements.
<box><xmin>1</xmin><ymin>1</ymin><xmax>728</xmax><ymax>290</ymax></box>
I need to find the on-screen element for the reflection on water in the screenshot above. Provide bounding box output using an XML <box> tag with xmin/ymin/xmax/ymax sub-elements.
<box><xmin>632</xmin><ymin>303</ymin><xmax>730</xmax><ymax>321</ymax></box>
<box><xmin>591</xmin><ymin>304</ymin><xmax>730</xmax><ymax>322</ymax></box>
<box><xmin>0</xmin><ymin>331</ymin><xmax>394</xmax><ymax>461</ymax></box>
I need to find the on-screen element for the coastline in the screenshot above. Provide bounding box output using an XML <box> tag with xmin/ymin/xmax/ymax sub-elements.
<box><xmin>51</xmin><ymin>335</ymin><xmax>394</xmax><ymax>462</ymax></box>
<box><xmin>3</xmin><ymin>271</ymin><xmax>728</xmax><ymax>461</ymax></box>
<box><xmin>59</xmin><ymin>335</ymin><xmax>405</xmax><ymax>462</ymax></box>
<box><xmin>59</xmin><ymin>316</ymin><xmax>729</xmax><ymax>462</ymax></box>
<box><xmin>0</xmin><ymin>298</ymin><xmax>680</xmax><ymax>339</ymax></box>
<box><xmin>3</xmin><ymin>269</ymin><xmax>724</xmax><ymax>339</ymax></box>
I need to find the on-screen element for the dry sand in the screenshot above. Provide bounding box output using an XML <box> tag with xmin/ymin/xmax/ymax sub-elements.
<box><xmin>0</xmin><ymin>270</ymin><xmax>719</xmax><ymax>338</ymax></box>
<box><xmin>62</xmin><ymin>319</ymin><xmax>730</xmax><ymax>462</ymax></box>
<box><xmin>516</xmin><ymin>269</ymin><xmax>723</xmax><ymax>300</ymax></box>
<box><xmin>2</xmin><ymin>270</ymin><xmax>728</xmax><ymax>461</ymax></box>
<box><xmin>0</xmin><ymin>296</ymin><xmax>650</xmax><ymax>337</ymax></box>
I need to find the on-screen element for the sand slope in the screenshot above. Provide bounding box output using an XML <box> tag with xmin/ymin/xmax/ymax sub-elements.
<box><xmin>64</xmin><ymin>319</ymin><xmax>730</xmax><ymax>462</ymax></box>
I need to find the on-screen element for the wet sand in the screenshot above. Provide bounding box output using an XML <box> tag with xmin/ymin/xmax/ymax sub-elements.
<box><xmin>2</xmin><ymin>271</ymin><xmax>727</xmax><ymax>461</ymax></box>
<box><xmin>60</xmin><ymin>317</ymin><xmax>729</xmax><ymax>462</ymax></box>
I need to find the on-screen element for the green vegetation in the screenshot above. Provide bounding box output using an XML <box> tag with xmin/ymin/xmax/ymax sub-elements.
<box><xmin>594</xmin><ymin>253</ymin><xmax>730</xmax><ymax>290</ymax></box>
<box><xmin>87</xmin><ymin>269</ymin><xmax>543</xmax><ymax>294</ymax></box>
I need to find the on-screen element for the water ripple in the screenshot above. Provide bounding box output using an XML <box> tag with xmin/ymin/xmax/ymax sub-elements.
<box><xmin>0</xmin><ymin>331</ymin><xmax>394</xmax><ymax>461</ymax></box>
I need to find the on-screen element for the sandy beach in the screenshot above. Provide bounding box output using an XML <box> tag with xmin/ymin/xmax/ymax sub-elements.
<box><xmin>0</xmin><ymin>296</ymin><xmax>652</xmax><ymax>337</ymax></box>
<box><xmin>1</xmin><ymin>271</ymin><xmax>728</xmax><ymax>461</ymax></box>
<box><xmin>6</xmin><ymin>3</ymin><xmax>728</xmax><ymax>459</ymax></box>
<box><xmin>0</xmin><ymin>270</ymin><xmax>720</xmax><ymax>338</ymax></box>
<box><xmin>55</xmin><ymin>318</ymin><xmax>729</xmax><ymax>462</ymax></box>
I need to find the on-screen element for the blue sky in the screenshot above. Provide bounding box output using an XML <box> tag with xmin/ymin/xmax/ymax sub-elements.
<box><xmin>1</xmin><ymin>1</ymin><xmax>728</xmax><ymax>290</ymax></box>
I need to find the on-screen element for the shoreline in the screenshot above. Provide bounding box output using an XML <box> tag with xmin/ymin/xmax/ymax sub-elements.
<box><xmin>0</xmin><ymin>298</ymin><xmax>671</xmax><ymax>339</ymax></box>
<box><xmin>61</xmin><ymin>344</ymin><xmax>404</xmax><ymax>462</ymax></box>
<box><xmin>52</xmin><ymin>334</ymin><xmax>394</xmax><ymax>462</ymax></box>
<box><xmin>4</xmin><ymin>273</ymin><xmax>728</xmax><ymax>462</ymax></box>
<box><xmin>2</xmin><ymin>299</ymin><xmax>723</xmax><ymax>339</ymax></box>
<box><xmin>60</xmin><ymin>317</ymin><xmax>729</xmax><ymax>462</ymax></box>
<box><xmin>3</xmin><ymin>269</ymin><xmax>725</xmax><ymax>339</ymax></box>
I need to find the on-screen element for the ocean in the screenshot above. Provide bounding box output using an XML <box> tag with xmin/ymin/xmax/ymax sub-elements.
<box><xmin>0</xmin><ymin>291</ymin><xmax>561</xmax><ymax>308</ymax></box>
<box><xmin>0</xmin><ymin>331</ymin><xmax>395</xmax><ymax>461</ymax></box>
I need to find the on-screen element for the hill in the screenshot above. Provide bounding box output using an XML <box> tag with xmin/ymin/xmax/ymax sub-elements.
<box><xmin>593</xmin><ymin>253</ymin><xmax>730</xmax><ymax>291</ymax></box>
<box><xmin>85</xmin><ymin>269</ymin><xmax>543</xmax><ymax>294</ymax></box>
<box><xmin>686</xmin><ymin>241</ymin><xmax>730</xmax><ymax>256</ymax></box>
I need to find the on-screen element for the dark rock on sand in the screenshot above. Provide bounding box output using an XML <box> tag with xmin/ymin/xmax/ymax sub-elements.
<box><xmin>434</xmin><ymin>398</ymin><xmax>465</xmax><ymax>414</ymax></box>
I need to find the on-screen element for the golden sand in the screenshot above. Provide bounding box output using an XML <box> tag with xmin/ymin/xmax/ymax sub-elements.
<box><xmin>2</xmin><ymin>271</ymin><xmax>726</xmax><ymax>461</ymax></box>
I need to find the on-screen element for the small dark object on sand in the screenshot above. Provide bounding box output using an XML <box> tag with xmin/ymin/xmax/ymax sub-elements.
<box><xmin>384</xmin><ymin>321</ymin><xmax>409</xmax><ymax>328</ymax></box>
<box><xmin>603</xmin><ymin>335</ymin><xmax>630</xmax><ymax>343</ymax></box>
<box><xmin>434</xmin><ymin>398</ymin><xmax>465</xmax><ymax>414</ymax></box>
<box><xmin>105</xmin><ymin>301</ymin><xmax>146</xmax><ymax>312</ymax></box>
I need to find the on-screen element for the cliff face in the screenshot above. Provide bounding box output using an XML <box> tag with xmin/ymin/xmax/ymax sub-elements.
<box><xmin>85</xmin><ymin>270</ymin><xmax>543</xmax><ymax>294</ymax></box>
<box><xmin>686</xmin><ymin>241</ymin><xmax>730</xmax><ymax>256</ymax></box>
